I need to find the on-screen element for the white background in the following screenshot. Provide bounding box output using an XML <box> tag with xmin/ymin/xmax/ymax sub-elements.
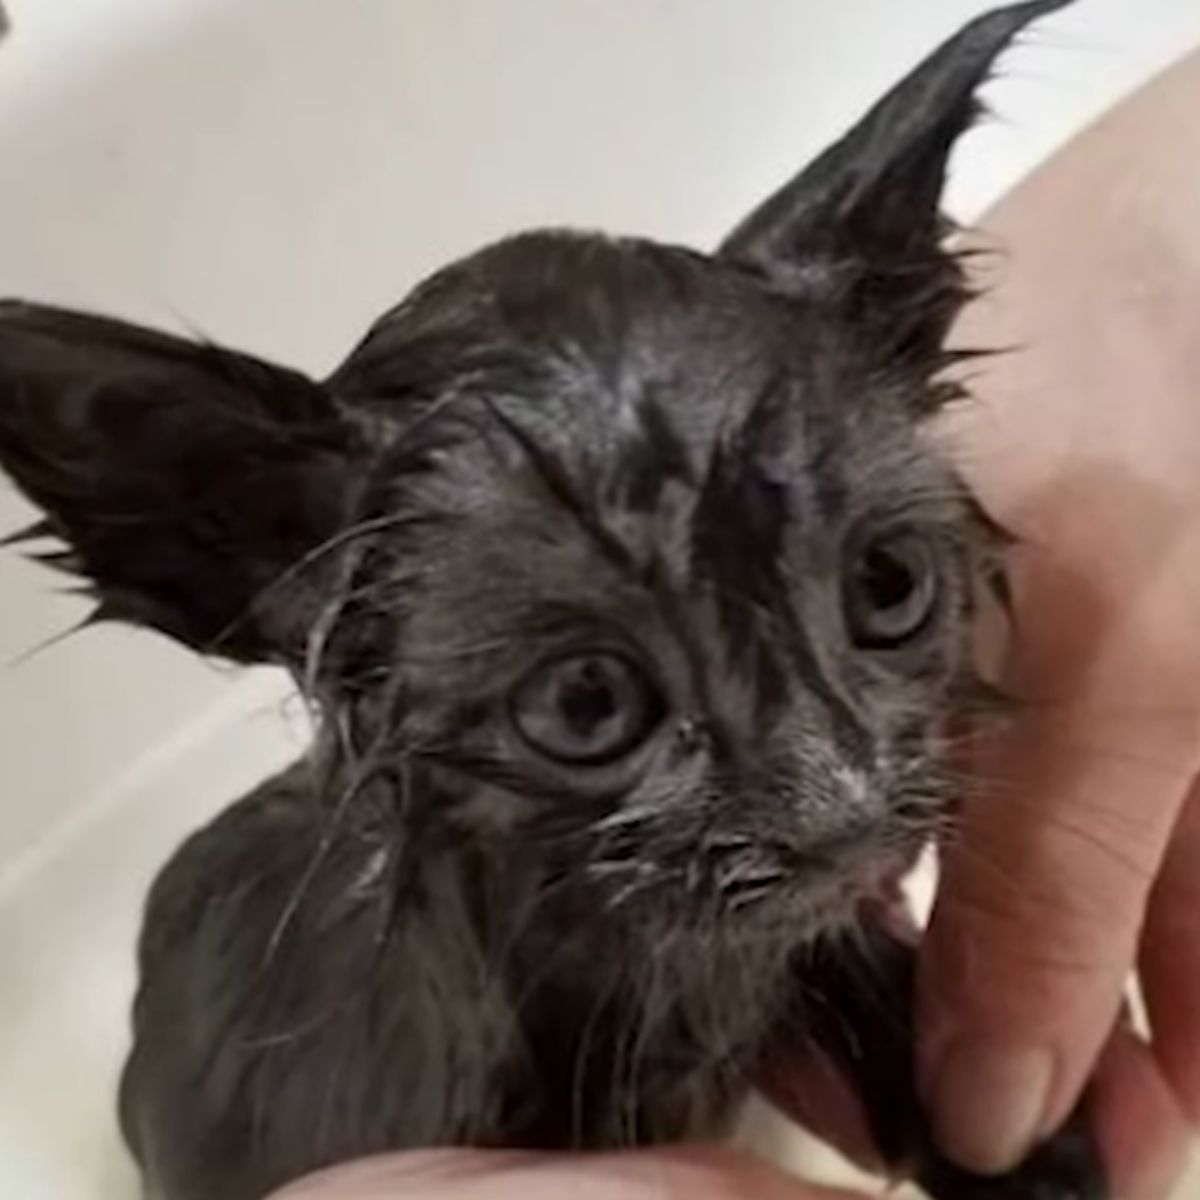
<box><xmin>1</xmin><ymin>2</ymin><xmax>1199</xmax><ymax>1197</ymax></box>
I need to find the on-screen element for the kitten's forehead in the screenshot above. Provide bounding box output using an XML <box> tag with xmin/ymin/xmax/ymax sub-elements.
<box><xmin>398</xmin><ymin>231</ymin><xmax>795</xmax><ymax>392</ymax></box>
<box><xmin>370</xmin><ymin>230</ymin><xmax>909</xmax><ymax>478</ymax></box>
<box><xmin>371</xmin><ymin>229</ymin><xmax>959</xmax><ymax>581</ymax></box>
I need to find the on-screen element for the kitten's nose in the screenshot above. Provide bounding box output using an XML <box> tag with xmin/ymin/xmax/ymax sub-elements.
<box><xmin>674</xmin><ymin>715</ymin><xmax>707</xmax><ymax>754</ymax></box>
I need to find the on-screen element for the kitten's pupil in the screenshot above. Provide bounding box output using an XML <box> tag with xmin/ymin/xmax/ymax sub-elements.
<box><xmin>559</xmin><ymin>658</ymin><xmax>618</xmax><ymax>737</ymax></box>
<box><xmin>860</xmin><ymin>545</ymin><xmax>915</xmax><ymax>611</ymax></box>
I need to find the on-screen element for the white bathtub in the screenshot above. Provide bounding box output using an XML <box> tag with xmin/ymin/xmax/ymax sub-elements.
<box><xmin>2</xmin><ymin>2</ymin><xmax>1199</xmax><ymax>1197</ymax></box>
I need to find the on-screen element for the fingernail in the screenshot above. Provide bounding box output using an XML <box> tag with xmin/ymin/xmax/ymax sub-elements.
<box><xmin>929</xmin><ymin>1043</ymin><xmax>1054</xmax><ymax>1174</ymax></box>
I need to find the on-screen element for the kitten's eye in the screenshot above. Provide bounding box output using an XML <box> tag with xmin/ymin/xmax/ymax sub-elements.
<box><xmin>843</xmin><ymin>532</ymin><xmax>938</xmax><ymax>649</ymax></box>
<box><xmin>511</xmin><ymin>653</ymin><xmax>661</xmax><ymax>765</ymax></box>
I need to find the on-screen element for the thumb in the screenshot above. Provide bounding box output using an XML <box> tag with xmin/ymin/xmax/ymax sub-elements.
<box><xmin>921</xmin><ymin>29</ymin><xmax>1200</xmax><ymax>1179</ymax></box>
<box><xmin>917</xmin><ymin>548</ymin><xmax>1200</xmax><ymax>1176</ymax></box>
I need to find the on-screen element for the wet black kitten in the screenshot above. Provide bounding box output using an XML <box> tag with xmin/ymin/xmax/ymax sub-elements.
<box><xmin>0</xmin><ymin>4</ymin><xmax>1101</xmax><ymax>1200</ymax></box>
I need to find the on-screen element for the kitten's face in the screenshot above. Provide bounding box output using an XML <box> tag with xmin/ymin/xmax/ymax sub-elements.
<box><xmin>0</xmin><ymin>1</ymin><xmax>1050</xmax><ymax>950</ymax></box>
<box><xmin>327</xmin><ymin>232</ymin><xmax>994</xmax><ymax>944</ymax></box>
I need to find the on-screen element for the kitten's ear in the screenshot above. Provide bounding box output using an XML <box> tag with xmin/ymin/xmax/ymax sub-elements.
<box><xmin>719</xmin><ymin>1</ymin><xmax>1070</xmax><ymax>375</ymax></box>
<box><xmin>0</xmin><ymin>302</ymin><xmax>367</xmax><ymax>664</ymax></box>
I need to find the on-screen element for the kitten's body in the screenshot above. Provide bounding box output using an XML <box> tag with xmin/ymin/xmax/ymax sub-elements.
<box><xmin>0</xmin><ymin>5</ymin><xmax>1102</xmax><ymax>1200</ymax></box>
<box><xmin>120</xmin><ymin>763</ymin><xmax>766</xmax><ymax>1200</ymax></box>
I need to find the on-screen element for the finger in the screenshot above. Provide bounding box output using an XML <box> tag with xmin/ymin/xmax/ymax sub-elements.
<box><xmin>1139</xmin><ymin>772</ymin><xmax>1200</xmax><ymax>1125</ymax></box>
<box><xmin>1088</xmin><ymin>1027</ymin><xmax>1193</xmax><ymax>1200</ymax></box>
<box><xmin>918</xmin><ymin>661</ymin><xmax>1198</xmax><ymax>1175</ymax></box>
<box><xmin>269</xmin><ymin>1147</ymin><xmax>869</xmax><ymax>1200</ymax></box>
<box><xmin>923</xmin><ymin>31</ymin><xmax>1200</xmax><ymax>1177</ymax></box>
<box><xmin>914</xmin><ymin>474</ymin><xmax>1200</xmax><ymax>1173</ymax></box>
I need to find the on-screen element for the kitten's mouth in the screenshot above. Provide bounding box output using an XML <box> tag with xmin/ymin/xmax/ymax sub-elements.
<box><xmin>589</xmin><ymin>817</ymin><xmax>929</xmax><ymax>937</ymax></box>
<box><xmin>701</xmin><ymin>831</ymin><xmax>924</xmax><ymax>934</ymax></box>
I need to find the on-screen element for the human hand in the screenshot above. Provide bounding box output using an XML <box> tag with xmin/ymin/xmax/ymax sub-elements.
<box><xmin>266</xmin><ymin>1147</ymin><xmax>863</xmax><ymax>1200</ymax></box>
<box><xmin>919</xmin><ymin>43</ymin><xmax>1200</xmax><ymax>1200</ymax></box>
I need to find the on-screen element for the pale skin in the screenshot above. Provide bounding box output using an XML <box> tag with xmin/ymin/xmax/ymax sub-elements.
<box><xmin>271</xmin><ymin>45</ymin><xmax>1200</xmax><ymax>1200</ymax></box>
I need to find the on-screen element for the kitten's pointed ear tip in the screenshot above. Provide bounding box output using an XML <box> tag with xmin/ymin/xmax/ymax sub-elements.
<box><xmin>719</xmin><ymin>0</ymin><xmax>1076</xmax><ymax>275</ymax></box>
<box><xmin>997</xmin><ymin>0</ymin><xmax>1076</xmax><ymax>24</ymax></box>
<box><xmin>950</xmin><ymin>0</ymin><xmax>1076</xmax><ymax>61</ymax></box>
